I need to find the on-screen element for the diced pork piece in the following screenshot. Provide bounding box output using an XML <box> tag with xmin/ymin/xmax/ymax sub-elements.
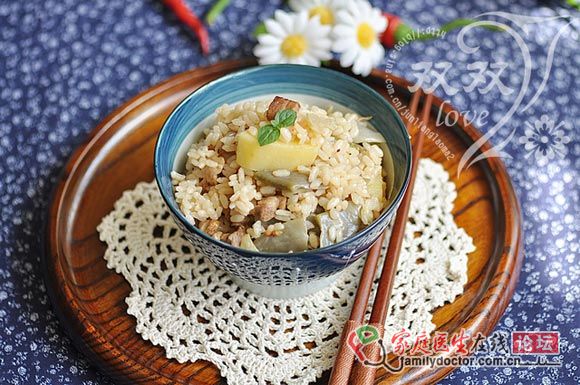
<box><xmin>277</xmin><ymin>196</ymin><xmax>287</xmax><ymax>210</ymax></box>
<box><xmin>266</xmin><ymin>96</ymin><xmax>301</xmax><ymax>121</ymax></box>
<box><xmin>227</xmin><ymin>226</ymin><xmax>246</xmax><ymax>247</ymax></box>
<box><xmin>201</xmin><ymin>167</ymin><xmax>218</xmax><ymax>185</ymax></box>
<box><xmin>254</xmin><ymin>196</ymin><xmax>280</xmax><ymax>222</ymax></box>
<box><xmin>199</xmin><ymin>219</ymin><xmax>221</xmax><ymax>235</ymax></box>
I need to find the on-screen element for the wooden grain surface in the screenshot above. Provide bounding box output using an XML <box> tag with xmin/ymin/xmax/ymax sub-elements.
<box><xmin>43</xmin><ymin>59</ymin><xmax>523</xmax><ymax>385</ymax></box>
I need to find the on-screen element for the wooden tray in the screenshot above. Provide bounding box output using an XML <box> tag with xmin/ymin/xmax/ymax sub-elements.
<box><xmin>43</xmin><ymin>59</ymin><xmax>523</xmax><ymax>385</ymax></box>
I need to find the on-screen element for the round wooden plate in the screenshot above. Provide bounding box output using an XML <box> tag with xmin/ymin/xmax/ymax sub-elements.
<box><xmin>43</xmin><ymin>59</ymin><xmax>523</xmax><ymax>385</ymax></box>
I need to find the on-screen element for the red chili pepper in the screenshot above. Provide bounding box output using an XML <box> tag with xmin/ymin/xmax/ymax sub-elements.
<box><xmin>381</xmin><ymin>13</ymin><xmax>403</xmax><ymax>48</ymax></box>
<box><xmin>162</xmin><ymin>0</ymin><xmax>210</xmax><ymax>55</ymax></box>
<box><xmin>380</xmin><ymin>12</ymin><xmax>416</xmax><ymax>49</ymax></box>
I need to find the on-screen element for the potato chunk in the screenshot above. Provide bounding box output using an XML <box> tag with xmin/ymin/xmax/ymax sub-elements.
<box><xmin>254</xmin><ymin>196</ymin><xmax>280</xmax><ymax>222</ymax></box>
<box><xmin>236</xmin><ymin>131</ymin><xmax>319</xmax><ymax>171</ymax></box>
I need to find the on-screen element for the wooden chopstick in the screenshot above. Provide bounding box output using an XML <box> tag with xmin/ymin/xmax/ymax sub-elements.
<box><xmin>349</xmin><ymin>90</ymin><xmax>434</xmax><ymax>384</ymax></box>
<box><xmin>327</xmin><ymin>233</ymin><xmax>385</xmax><ymax>385</ymax></box>
<box><xmin>328</xmin><ymin>90</ymin><xmax>425</xmax><ymax>385</ymax></box>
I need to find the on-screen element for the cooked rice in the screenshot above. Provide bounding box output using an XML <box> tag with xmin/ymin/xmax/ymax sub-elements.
<box><xmin>172</xmin><ymin>99</ymin><xmax>387</xmax><ymax>248</ymax></box>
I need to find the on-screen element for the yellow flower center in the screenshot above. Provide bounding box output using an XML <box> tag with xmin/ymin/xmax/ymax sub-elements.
<box><xmin>357</xmin><ymin>23</ymin><xmax>376</xmax><ymax>48</ymax></box>
<box><xmin>281</xmin><ymin>34</ymin><xmax>307</xmax><ymax>58</ymax></box>
<box><xmin>309</xmin><ymin>6</ymin><xmax>334</xmax><ymax>25</ymax></box>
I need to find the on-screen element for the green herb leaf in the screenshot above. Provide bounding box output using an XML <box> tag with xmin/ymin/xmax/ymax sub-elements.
<box><xmin>257</xmin><ymin>124</ymin><xmax>280</xmax><ymax>146</ymax></box>
<box><xmin>274</xmin><ymin>109</ymin><xmax>297</xmax><ymax>128</ymax></box>
<box><xmin>256</xmin><ymin>108</ymin><xmax>297</xmax><ymax>146</ymax></box>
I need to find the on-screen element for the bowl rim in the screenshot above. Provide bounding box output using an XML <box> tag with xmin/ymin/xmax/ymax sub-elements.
<box><xmin>154</xmin><ymin>64</ymin><xmax>412</xmax><ymax>258</ymax></box>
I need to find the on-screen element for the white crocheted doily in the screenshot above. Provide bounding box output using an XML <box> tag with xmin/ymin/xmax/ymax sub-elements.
<box><xmin>97</xmin><ymin>158</ymin><xmax>475</xmax><ymax>385</ymax></box>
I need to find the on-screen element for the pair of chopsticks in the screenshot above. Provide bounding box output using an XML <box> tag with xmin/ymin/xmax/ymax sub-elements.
<box><xmin>329</xmin><ymin>89</ymin><xmax>434</xmax><ymax>385</ymax></box>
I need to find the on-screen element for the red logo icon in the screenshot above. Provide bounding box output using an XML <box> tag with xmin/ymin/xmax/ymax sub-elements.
<box><xmin>511</xmin><ymin>332</ymin><xmax>559</xmax><ymax>355</ymax></box>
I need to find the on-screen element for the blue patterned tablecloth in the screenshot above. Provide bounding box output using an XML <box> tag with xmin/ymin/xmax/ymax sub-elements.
<box><xmin>0</xmin><ymin>0</ymin><xmax>578</xmax><ymax>384</ymax></box>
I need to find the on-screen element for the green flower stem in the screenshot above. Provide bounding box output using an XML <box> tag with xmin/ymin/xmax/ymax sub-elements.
<box><xmin>253</xmin><ymin>21</ymin><xmax>267</xmax><ymax>37</ymax></box>
<box><xmin>205</xmin><ymin>0</ymin><xmax>231</xmax><ymax>25</ymax></box>
<box><xmin>567</xmin><ymin>0</ymin><xmax>580</xmax><ymax>10</ymax></box>
<box><xmin>439</xmin><ymin>18</ymin><xmax>505</xmax><ymax>33</ymax></box>
<box><xmin>396</xmin><ymin>18</ymin><xmax>504</xmax><ymax>43</ymax></box>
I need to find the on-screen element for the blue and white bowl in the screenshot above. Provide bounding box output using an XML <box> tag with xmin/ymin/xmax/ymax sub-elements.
<box><xmin>155</xmin><ymin>65</ymin><xmax>411</xmax><ymax>298</ymax></box>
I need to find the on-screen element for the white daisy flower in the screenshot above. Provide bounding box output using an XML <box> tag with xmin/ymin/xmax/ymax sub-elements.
<box><xmin>288</xmin><ymin>0</ymin><xmax>348</xmax><ymax>25</ymax></box>
<box><xmin>254</xmin><ymin>10</ymin><xmax>333</xmax><ymax>66</ymax></box>
<box><xmin>332</xmin><ymin>1</ymin><xmax>387</xmax><ymax>76</ymax></box>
